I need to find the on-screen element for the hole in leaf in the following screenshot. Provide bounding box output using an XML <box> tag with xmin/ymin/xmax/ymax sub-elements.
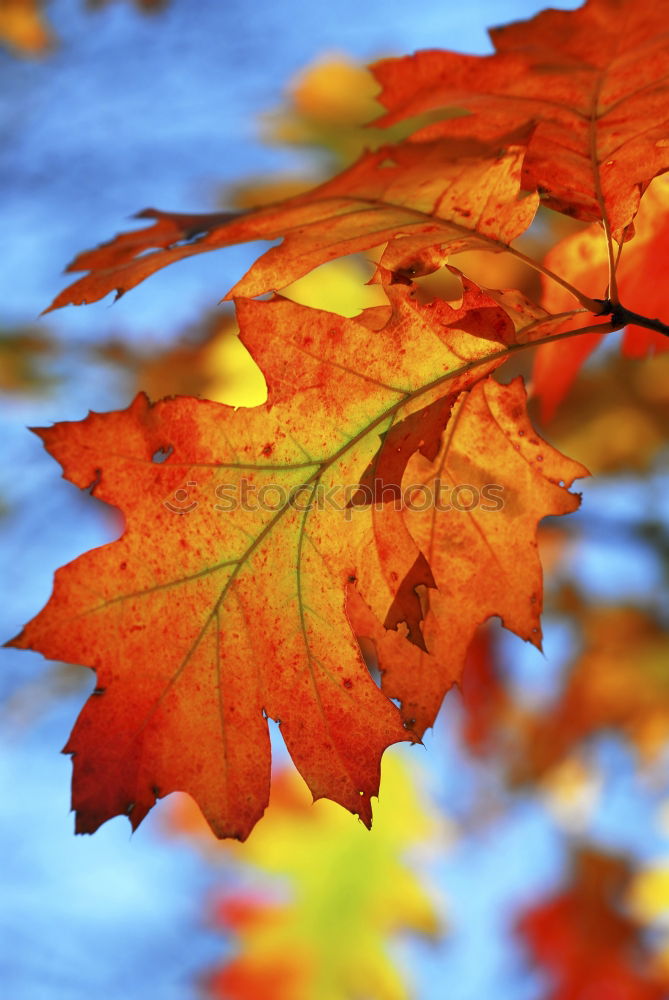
<box><xmin>152</xmin><ymin>445</ymin><xmax>174</xmax><ymax>463</ymax></box>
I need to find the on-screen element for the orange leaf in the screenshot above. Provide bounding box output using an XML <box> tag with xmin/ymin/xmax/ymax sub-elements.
<box><xmin>207</xmin><ymin>942</ymin><xmax>306</xmax><ymax>1000</ymax></box>
<box><xmin>372</xmin><ymin>0</ymin><xmax>669</xmax><ymax>240</ymax></box>
<box><xmin>349</xmin><ymin>376</ymin><xmax>588</xmax><ymax>736</ymax></box>
<box><xmin>9</xmin><ymin>279</ymin><xmax>530</xmax><ymax>839</ymax></box>
<box><xmin>45</xmin><ymin>132</ymin><xmax>537</xmax><ymax>311</ymax></box>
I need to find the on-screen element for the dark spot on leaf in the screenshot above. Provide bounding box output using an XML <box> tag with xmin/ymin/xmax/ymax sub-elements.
<box><xmin>390</xmin><ymin>269</ymin><xmax>414</xmax><ymax>285</ymax></box>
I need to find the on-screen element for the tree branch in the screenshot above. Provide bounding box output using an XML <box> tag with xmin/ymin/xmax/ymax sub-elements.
<box><xmin>593</xmin><ymin>300</ymin><xmax>669</xmax><ymax>339</ymax></box>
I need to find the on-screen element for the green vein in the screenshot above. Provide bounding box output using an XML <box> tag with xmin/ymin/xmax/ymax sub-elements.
<box><xmin>291</xmin><ymin>340</ymin><xmax>412</xmax><ymax>397</ymax></box>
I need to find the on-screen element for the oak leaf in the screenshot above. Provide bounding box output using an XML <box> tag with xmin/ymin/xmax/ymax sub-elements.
<box><xmin>10</xmin><ymin>279</ymin><xmax>537</xmax><ymax>839</ymax></box>
<box><xmin>371</xmin><ymin>0</ymin><xmax>669</xmax><ymax>240</ymax></box>
<box><xmin>45</xmin><ymin>132</ymin><xmax>537</xmax><ymax>311</ymax></box>
<box><xmin>349</xmin><ymin>376</ymin><xmax>588</xmax><ymax>737</ymax></box>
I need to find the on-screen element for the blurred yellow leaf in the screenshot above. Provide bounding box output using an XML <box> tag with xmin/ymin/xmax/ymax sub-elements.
<box><xmin>263</xmin><ymin>55</ymin><xmax>383</xmax><ymax>164</ymax></box>
<box><xmin>169</xmin><ymin>752</ymin><xmax>442</xmax><ymax>1000</ymax></box>
<box><xmin>291</xmin><ymin>54</ymin><xmax>381</xmax><ymax>125</ymax></box>
<box><xmin>629</xmin><ymin>862</ymin><xmax>669</xmax><ymax>977</ymax></box>
<box><xmin>630</xmin><ymin>865</ymin><xmax>669</xmax><ymax>924</ymax></box>
<box><xmin>280</xmin><ymin>258</ymin><xmax>388</xmax><ymax>317</ymax></box>
<box><xmin>97</xmin><ymin>312</ymin><xmax>267</xmax><ymax>407</ymax></box>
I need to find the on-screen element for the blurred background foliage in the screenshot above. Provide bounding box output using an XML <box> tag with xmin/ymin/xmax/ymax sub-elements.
<box><xmin>2</xmin><ymin>1</ymin><xmax>669</xmax><ymax>998</ymax></box>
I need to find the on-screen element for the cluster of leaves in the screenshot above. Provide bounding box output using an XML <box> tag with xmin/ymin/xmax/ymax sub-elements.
<box><xmin>8</xmin><ymin>0</ymin><xmax>669</xmax><ymax>856</ymax></box>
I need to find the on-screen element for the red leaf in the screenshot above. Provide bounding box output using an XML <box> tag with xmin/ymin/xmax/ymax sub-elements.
<box><xmin>372</xmin><ymin>0</ymin><xmax>669</xmax><ymax>239</ymax></box>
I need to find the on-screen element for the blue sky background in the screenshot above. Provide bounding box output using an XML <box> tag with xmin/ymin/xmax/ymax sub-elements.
<box><xmin>3</xmin><ymin>1</ymin><xmax>669</xmax><ymax>998</ymax></box>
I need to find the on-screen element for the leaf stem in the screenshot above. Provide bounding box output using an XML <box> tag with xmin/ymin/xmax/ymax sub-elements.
<box><xmin>468</xmin><ymin>320</ymin><xmax>618</xmax><ymax>371</ymax></box>
<box><xmin>602</xmin><ymin>218</ymin><xmax>620</xmax><ymax>306</ymax></box>
<box><xmin>587</xmin><ymin>71</ymin><xmax>620</xmax><ymax>306</ymax></box>
<box><xmin>506</xmin><ymin>247</ymin><xmax>602</xmax><ymax>312</ymax></box>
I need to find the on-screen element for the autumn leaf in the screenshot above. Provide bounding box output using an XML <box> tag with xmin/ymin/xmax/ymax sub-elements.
<box><xmin>371</xmin><ymin>0</ymin><xmax>669</xmax><ymax>241</ymax></box>
<box><xmin>349</xmin><ymin>375</ymin><xmax>588</xmax><ymax>737</ymax></box>
<box><xmin>170</xmin><ymin>756</ymin><xmax>440</xmax><ymax>1000</ymax></box>
<box><xmin>533</xmin><ymin>174</ymin><xmax>669</xmax><ymax>419</ymax></box>
<box><xmin>519</xmin><ymin>849</ymin><xmax>667</xmax><ymax>1000</ymax></box>
<box><xmin>45</xmin><ymin>130</ymin><xmax>538</xmax><ymax>311</ymax></box>
<box><xmin>9</xmin><ymin>277</ymin><xmax>545</xmax><ymax>839</ymax></box>
<box><xmin>44</xmin><ymin>0</ymin><xmax>669</xmax><ymax>316</ymax></box>
<box><xmin>16</xmin><ymin>0</ymin><xmax>666</xmax><ymax>868</ymax></box>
